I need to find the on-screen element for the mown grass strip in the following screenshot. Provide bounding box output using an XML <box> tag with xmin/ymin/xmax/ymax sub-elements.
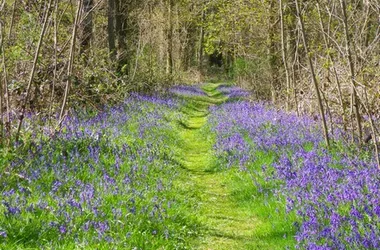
<box><xmin>171</xmin><ymin>83</ymin><xmax>297</xmax><ymax>249</ymax></box>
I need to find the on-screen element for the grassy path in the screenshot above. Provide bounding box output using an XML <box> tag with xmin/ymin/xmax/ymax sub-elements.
<box><xmin>172</xmin><ymin>84</ymin><xmax>261</xmax><ymax>249</ymax></box>
<box><xmin>172</xmin><ymin>83</ymin><xmax>295</xmax><ymax>249</ymax></box>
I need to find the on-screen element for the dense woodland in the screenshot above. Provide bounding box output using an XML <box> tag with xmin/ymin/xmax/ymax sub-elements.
<box><xmin>0</xmin><ymin>1</ymin><xmax>380</xmax><ymax>249</ymax></box>
<box><xmin>0</xmin><ymin>0</ymin><xmax>379</xmax><ymax>146</ymax></box>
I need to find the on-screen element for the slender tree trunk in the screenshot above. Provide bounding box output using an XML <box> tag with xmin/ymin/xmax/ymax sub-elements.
<box><xmin>0</xmin><ymin>22</ymin><xmax>4</xmax><ymax>146</ymax></box>
<box><xmin>15</xmin><ymin>0</ymin><xmax>53</xmax><ymax>143</ymax></box>
<box><xmin>108</xmin><ymin>0</ymin><xmax>116</xmax><ymax>61</ymax></box>
<box><xmin>288</xmin><ymin>2</ymin><xmax>299</xmax><ymax>116</ymax></box>
<box><xmin>363</xmin><ymin>88</ymin><xmax>380</xmax><ymax>169</ymax></box>
<box><xmin>8</xmin><ymin>0</ymin><xmax>17</xmax><ymax>41</ymax></box>
<box><xmin>321</xmin><ymin>87</ymin><xmax>334</xmax><ymax>136</ymax></box>
<box><xmin>317</xmin><ymin>3</ymin><xmax>347</xmax><ymax>131</ymax></box>
<box><xmin>294</xmin><ymin>32</ymin><xmax>302</xmax><ymax>116</ymax></box>
<box><xmin>0</xmin><ymin>24</ymin><xmax>10</xmax><ymax>140</ymax></box>
<box><xmin>268</xmin><ymin>0</ymin><xmax>279</xmax><ymax>103</ymax></box>
<box><xmin>115</xmin><ymin>0</ymin><xmax>128</xmax><ymax>72</ymax></box>
<box><xmin>148</xmin><ymin>2</ymin><xmax>153</xmax><ymax>82</ymax></box>
<box><xmin>340</xmin><ymin>0</ymin><xmax>362</xmax><ymax>143</ymax></box>
<box><xmin>295</xmin><ymin>0</ymin><xmax>330</xmax><ymax>147</ymax></box>
<box><xmin>0</xmin><ymin>5</ymin><xmax>7</xmax><ymax>144</ymax></box>
<box><xmin>291</xmin><ymin>63</ymin><xmax>299</xmax><ymax>116</ymax></box>
<box><xmin>59</xmin><ymin>0</ymin><xmax>82</xmax><ymax>125</ymax></box>
<box><xmin>0</xmin><ymin>29</ymin><xmax>3</xmax><ymax>145</ymax></box>
<box><xmin>198</xmin><ymin>8</ymin><xmax>205</xmax><ymax>73</ymax></box>
<box><xmin>49</xmin><ymin>1</ymin><xmax>58</xmax><ymax>127</ymax></box>
<box><xmin>166</xmin><ymin>0</ymin><xmax>173</xmax><ymax>76</ymax></box>
<box><xmin>279</xmin><ymin>0</ymin><xmax>291</xmax><ymax>111</ymax></box>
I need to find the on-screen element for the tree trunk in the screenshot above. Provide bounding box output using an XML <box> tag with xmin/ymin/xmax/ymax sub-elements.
<box><xmin>279</xmin><ymin>0</ymin><xmax>291</xmax><ymax>111</ymax></box>
<box><xmin>0</xmin><ymin>26</ymin><xmax>3</xmax><ymax>144</ymax></box>
<box><xmin>198</xmin><ymin>8</ymin><xmax>205</xmax><ymax>73</ymax></box>
<box><xmin>8</xmin><ymin>0</ymin><xmax>17</xmax><ymax>42</ymax></box>
<box><xmin>108</xmin><ymin>0</ymin><xmax>116</xmax><ymax>61</ymax></box>
<box><xmin>166</xmin><ymin>0</ymin><xmax>173</xmax><ymax>76</ymax></box>
<box><xmin>0</xmin><ymin>26</ymin><xmax>10</xmax><ymax>141</ymax></box>
<box><xmin>288</xmin><ymin>1</ymin><xmax>299</xmax><ymax>116</ymax></box>
<box><xmin>362</xmin><ymin>88</ymin><xmax>380</xmax><ymax>169</ymax></box>
<box><xmin>48</xmin><ymin>1</ymin><xmax>58</xmax><ymax>127</ymax></box>
<box><xmin>268</xmin><ymin>0</ymin><xmax>279</xmax><ymax>103</ymax></box>
<box><xmin>340</xmin><ymin>0</ymin><xmax>362</xmax><ymax>143</ymax></box>
<box><xmin>115</xmin><ymin>0</ymin><xmax>128</xmax><ymax>73</ymax></box>
<box><xmin>59</xmin><ymin>0</ymin><xmax>82</xmax><ymax>126</ymax></box>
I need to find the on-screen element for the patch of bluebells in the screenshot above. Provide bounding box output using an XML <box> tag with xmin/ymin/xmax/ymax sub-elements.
<box><xmin>0</xmin><ymin>93</ymin><xmax>192</xmax><ymax>248</ymax></box>
<box><xmin>217</xmin><ymin>85</ymin><xmax>250</xmax><ymax>99</ymax></box>
<box><xmin>169</xmin><ymin>85</ymin><xmax>207</xmax><ymax>97</ymax></box>
<box><xmin>208</xmin><ymin>86</ymin><xmax>380</xmax><ymax>249</ymax></box>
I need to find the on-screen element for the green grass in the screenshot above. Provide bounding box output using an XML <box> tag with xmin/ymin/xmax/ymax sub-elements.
<box><xmin>228</xmin><ymin>152</ymin><xmax>297</xmax><ymax>249</ymax></box>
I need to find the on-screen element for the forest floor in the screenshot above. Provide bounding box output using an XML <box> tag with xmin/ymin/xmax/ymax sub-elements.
<box><xmin>0</xmin><ymin>83</ymin><xmax>295</xmax><ymax>249</ymax></box>
<box><xmin>0</xmin><ymin>83</ymin><xmax>380</xmax><ymax>250</ymax></box>
<box><xmin>2</xmin><ymin>82</ymin><xmax>377</xmax><ymax>249</ymax></box>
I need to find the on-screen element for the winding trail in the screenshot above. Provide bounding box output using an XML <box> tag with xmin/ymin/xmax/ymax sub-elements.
<box><xmin>173</xmin><ymin>84</ymin><xmax>262</xmax><ymax>249</ymax></box>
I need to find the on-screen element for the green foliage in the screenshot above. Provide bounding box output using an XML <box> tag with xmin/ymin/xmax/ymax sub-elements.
<box><xmin>231</xmin><ymin>57</ymin><xmax>267</xmax><ymax>82</ymax></box>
